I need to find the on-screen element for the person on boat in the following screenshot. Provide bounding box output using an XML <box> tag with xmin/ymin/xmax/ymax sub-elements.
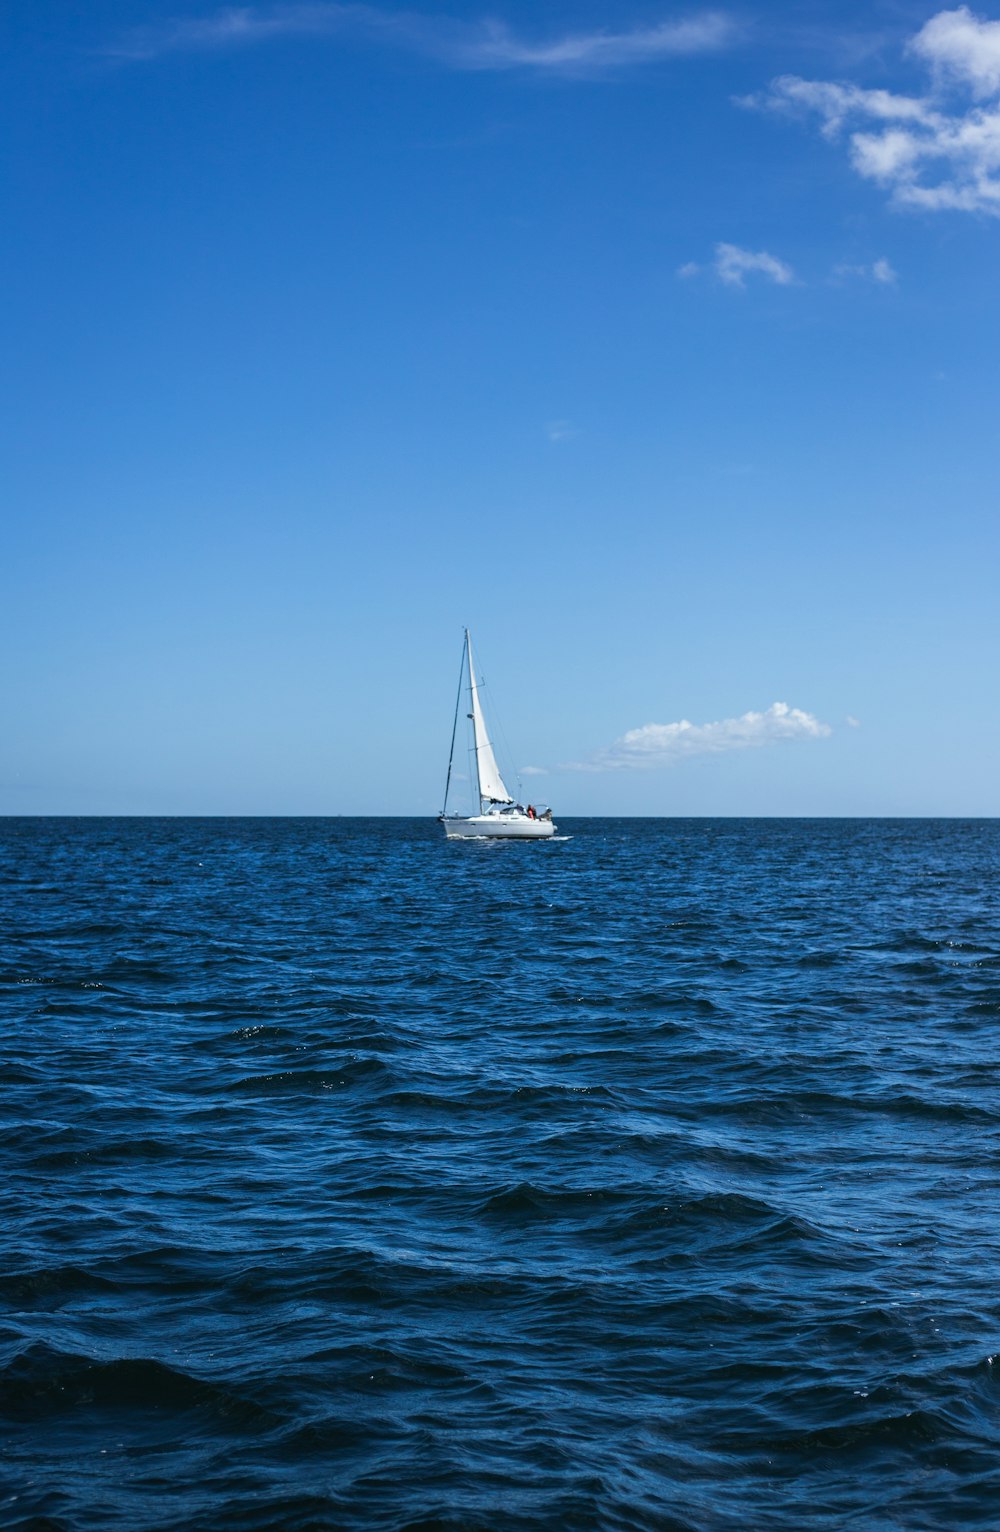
<box><xmin>527</xmin><ymin>804</ymin><xmax>536</xmax><ymax>819</ymax></box>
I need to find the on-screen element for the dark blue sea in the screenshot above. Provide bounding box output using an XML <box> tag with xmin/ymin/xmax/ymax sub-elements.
<box><xmin>3</xmin><ymin>818</ymin><xmax>1000</xmax><ymax>1531</ymax></box>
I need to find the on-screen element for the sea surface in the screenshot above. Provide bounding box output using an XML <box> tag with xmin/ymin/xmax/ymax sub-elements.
<box><xmin>2</xmin><ymin>817</ymin><xmax>1000</xmax><ymax>1531</ymax></box>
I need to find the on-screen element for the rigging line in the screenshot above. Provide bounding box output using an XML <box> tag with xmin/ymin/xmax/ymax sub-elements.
<box><xmin>441</xmin><ymin>633</ymin><xmax>468</xmax><ymax>815</ymax></box>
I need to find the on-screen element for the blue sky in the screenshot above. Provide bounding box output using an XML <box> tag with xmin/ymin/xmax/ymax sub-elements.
<box><xmin>3</xmin><ymin>0</ymin><xmax>998</xmax><ymax>814</ymax></box>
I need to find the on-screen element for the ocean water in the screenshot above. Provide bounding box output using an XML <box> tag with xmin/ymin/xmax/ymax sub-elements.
<box><xmin>3</xmin><ymin>817</ymin><xmax>1000</xmax><ymax>1532</ymax></box>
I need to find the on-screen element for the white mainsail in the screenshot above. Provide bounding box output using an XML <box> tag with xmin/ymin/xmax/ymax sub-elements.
<box><xmin>466</xmin><ymin>634</ymin><xmax>514</xmax><ymax>804</ymax></box>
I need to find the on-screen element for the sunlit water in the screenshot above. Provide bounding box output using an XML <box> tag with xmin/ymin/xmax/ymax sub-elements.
<box><xmin>3</xmin><ymin>817</ymin><xmax>1000</xmax><ymax>1530</ymax></box>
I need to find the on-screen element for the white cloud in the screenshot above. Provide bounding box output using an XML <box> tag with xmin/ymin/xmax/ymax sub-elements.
<box><xmin>713</xmin><ymin>242</ymin><xmax>796</xmax><ymax>286</ymax></box>
<box><xmin>546</xmin><ymin>419</ymin><xmax>576</xmax><ymax>443</ymax></box>
<box><xmin>911</xmin><ymin>5</ymin><xmax>1000</xmax><ymax>96</ymax></box>
<box><xmin>108</xmin><ymin>5</ymin><xmax>736</xmax><ymax>72</ymax></box>
<box><xmin>520</xmin><ymin>764</ymin><xmax>548</xmax><ymax>777</ymax></box>
<box><xmin>742</xmin><ymin>8</ymin><xmax>1000</xmax><ymax>216</ymax></box>
<box><xmin>845</xmin><ymin>715</ymin><xmax>862</xmax><ymax>727</ymax></box>
<box><xmin>677</xmin><ymin>260</ymin><xmax>702</xmax><ymax>278</ymax></box>
<box><xmin>833</xmin><ymin>256</ymin><xmax>898</xmax><ymax>282</ymax></box>
<box><xmin>568</xmin><ymin>701</ymin><xmax>832</xmax><ymax>771</ymax></box>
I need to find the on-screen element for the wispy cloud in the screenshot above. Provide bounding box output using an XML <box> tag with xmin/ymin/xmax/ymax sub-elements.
<box><xmin>833</xmin><ymin>256</ymin><xmax>898</xmax><ymax>282</ymax></box>
<box><xmin>714</xmin><ymin>241</ymin><xmax>795</xmax><ymax>286</ymax></box>
<box><xmin>546</xmin><ymin>419</ymin><xmax>576</xmax><ymax>443</ymax></box>
<box><xmin>568</xmin><ymin>701</ymin><xmax>831</xmax><ymax>771</ymax></box>
<box><xmin>520</xmin><ymin>764</ymin><xmax>548</xmax><ymax>777</ymax></box>
<box><xmin>741</xmin><ymin>6</ymin><xmax>1000</xmax><ymax>216</ymax></box>
<box><xmin>679</xmin><ymin>242</ymin><xmax>796</xmax><ymax>287</ymax></box>
<box><xmin>108</xmin><ymin>4</ymin><xmax>737</xmax><ymax>73</ymax></box>
<box><xmin>451</xmin><ymin>13</ymin><xmax>737</xmax><ymax>71</ymax></box>
<box><xmin>105</xmin><ymin>4</ymin><xmax>349</xmax><ymax>59</ymax></box>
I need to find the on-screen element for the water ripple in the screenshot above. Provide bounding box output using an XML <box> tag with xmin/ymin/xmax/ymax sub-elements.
<box><xmin>3</xmin><ymin>816</ymin><xmax>1000</xmax><ymax>1530</ymax></box>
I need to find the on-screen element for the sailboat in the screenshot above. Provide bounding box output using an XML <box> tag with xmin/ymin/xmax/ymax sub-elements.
<box><xmin>439</xmin><ymin>630</ymin><xmax>557</xmax><ymax>840</ymax></box>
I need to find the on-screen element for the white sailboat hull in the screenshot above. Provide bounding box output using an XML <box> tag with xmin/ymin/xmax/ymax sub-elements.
<box><xmin>441</xmin><ymin>814</ymin><xmax>556</xmax><ymax>840</ymax></box>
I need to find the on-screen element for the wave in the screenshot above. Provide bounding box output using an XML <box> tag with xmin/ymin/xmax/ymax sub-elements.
<box><xmin>0</xmin><ymin>1344</ymin><xmax>279</xmax><ymax>1431</ymax></box>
